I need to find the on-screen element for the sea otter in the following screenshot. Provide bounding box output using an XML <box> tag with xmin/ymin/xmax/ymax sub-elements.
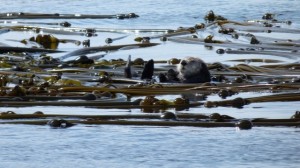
<box><xmin>138</xmin><ymin>56</ymin><xmax>211</xmax><ymax>83</ymax></box>
<box><xmin>177</xmin><ymin>57</ymin><xmax>211</xmax><ymax>83</ymax></box>
<box><xmin>156</xmin><ymin>57</ymin><xmax>211</xmax><ymax>83</ymax></box>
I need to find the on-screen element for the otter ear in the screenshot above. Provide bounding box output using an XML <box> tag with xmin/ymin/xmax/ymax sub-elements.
<box><xmin>141</xmin><ymin>59</ymin><xmax>154</xmax><ymax>80</ymax></box>
<box><xmin>124</xmin><ymin>55</ymin><xmax>132</xmax><ymax>78</ymax></box>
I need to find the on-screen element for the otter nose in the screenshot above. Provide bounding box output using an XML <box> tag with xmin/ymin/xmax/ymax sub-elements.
<box><xmin>181</xmin><ymin>60</ymin><xmax>187</xmax><ymax>66</ymax></box>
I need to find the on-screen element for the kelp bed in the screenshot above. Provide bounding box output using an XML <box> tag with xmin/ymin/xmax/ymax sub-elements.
<box><xmin>0</xmin><ymin>11</ymin><xmax>300</xmax><ymax>129</ymax></box>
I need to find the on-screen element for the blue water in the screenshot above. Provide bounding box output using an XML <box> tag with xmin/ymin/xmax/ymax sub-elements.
<box><xmin>1</xmin><ymin>124</ymin><xmax>300</xmax><ymax>168</ymax></box>
<box><xmin>1</xmin><ymin>0</ymin><xmax>300</xmax><ymax>167</ymax></box>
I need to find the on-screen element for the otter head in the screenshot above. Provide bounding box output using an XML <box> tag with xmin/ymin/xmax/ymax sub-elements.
<box><xmin>177</xmin><ymin>57</ymin><xmax>211</xmax><ymax>83</ymax></box>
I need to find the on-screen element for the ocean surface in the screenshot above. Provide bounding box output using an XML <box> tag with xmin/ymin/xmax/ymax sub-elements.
<box><xmin>1</xmin><ymin>0</ymin><xmax>300</xmax><ymax>167</ymax></box>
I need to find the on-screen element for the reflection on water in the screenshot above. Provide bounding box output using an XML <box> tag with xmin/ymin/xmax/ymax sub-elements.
<box><xmin>1</xmin><ymin>0</ymin><xmax>300</xmax><ymax>167</ymax></box>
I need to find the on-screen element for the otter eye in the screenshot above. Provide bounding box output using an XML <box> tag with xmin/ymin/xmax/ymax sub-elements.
<box><xmin>181</xmin><ymin>60</ymin><xmax>187</xmax><ymax>66</ymax></box>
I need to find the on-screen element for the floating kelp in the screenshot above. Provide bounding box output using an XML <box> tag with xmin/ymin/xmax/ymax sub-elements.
<box><xmin>227</xmin><ymin>59</ymin><xmax>283</xmax><ymax>63</ymax></box>
<box><xmin>212</xmin><ymin>20</ymin><xmax>300</xmax><ymax>34</ymax></box>
<box><xmin>7</xmin><ymin>34</ymin><xmax>81</xmax><ymax>49</ymax></box>
<box><xmin>0</xmin><ymin>111</ymin><xmax>243</xmax><ymax>121</ymax></box>
<box><xmin>1</xmin><ymin>11</ymin><xmax>300</xmax><ymax>130</ymax></box>
<box><xmin>0</xmin><ymin>46</ymin><xmax>63</xmax><ymax>53</ymax></box>
<box><xmin>0</xmin><ymin>12</ymin><xmax>139</xmax><ymax>19</ymax></box>
<box><xmin>135</xmin><ymin>29</ymin><xmax>196</xmax><ymax>42</ymax></box>
<box><xmin>1</xmin><ymin>24</ymin><xmax>174</xmax><ymax>35</ymax></box>
<box><xmin>93</xmin><ymin>28</ymin><xmax>174</xmax><ymax>33</ymax></box>
<box><xmin>0</xmin><ymin>20</ymin><xmax>71</xmax><ymax>27</ymax></box>
<box><xmin>60</xmin><ymin>43</ymin><xmax>160</xmax><ymax>60</ymax></box>
<box><xmin>204</xmin><ymin>92</ymin><xmax>300</xmax><ymax>108</ymax></box>
<box><xmin>0</xmin><ymin>99</ymin><xmax>202</xmax><ymax>109</ymax></box>
<box><xmin>167</xmin><ymin>36</ymin><xmax>300</xmax><ymax>52</ymax></box>
<box><xmin>221</xmin><ymin>23</ymin><xmax>300</xmax><ymax>34</ymax></box>
<box><xmin>227</xmin><ymin>64</ymin><xmax>300</xmax><ymax>76</ymax></box>
<box><xmin>1</xmin><ymin>117</ymin><xmax>299</xmax><ymax>128</ymax></box>
<box><xmin>0</xmin><ymin>93</ymin><xmax>97</xmax><ymax>101</ymax></box>
<box><xmin>33</xmin><ymin>34</ymin><xmax>80</xmax><ymax>48</ymax></box>
<box><xmin>40</xmin><ymin>27</ymin><xmax>174</xmax><ymax>34</ymax></box>
<box><xmin>40</xmin><ymin>28</ymin><xmax>85</xmax><ymax>36</ymax></box>
<box><xmin>204</xmin><ymin>10</ymin><xmax>227</xmax><ymax>22</ymax></box>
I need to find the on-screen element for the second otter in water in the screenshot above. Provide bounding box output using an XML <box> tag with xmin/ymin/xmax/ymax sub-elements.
<box><xmin>158</xmin><ymin>57</ymin><xmax>211</xmax><ymax>83</ymax></box>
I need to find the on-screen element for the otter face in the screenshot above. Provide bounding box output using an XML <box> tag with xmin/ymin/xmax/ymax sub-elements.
<box><xmin>177</xmin><ymin>57</ymin><xmax>211</xmax><ymax>83</ymax></box>
<box><xmin>178</xmin><ymin>57</ymin><xmax>203</xmax><ymax>77</ymax></box>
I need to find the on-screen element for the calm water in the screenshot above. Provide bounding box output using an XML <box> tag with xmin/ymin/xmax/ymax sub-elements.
<box><xmin>1</xmin><ymin>0</ymin><xmax>300</xmax><ymax>167</ymax></box>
